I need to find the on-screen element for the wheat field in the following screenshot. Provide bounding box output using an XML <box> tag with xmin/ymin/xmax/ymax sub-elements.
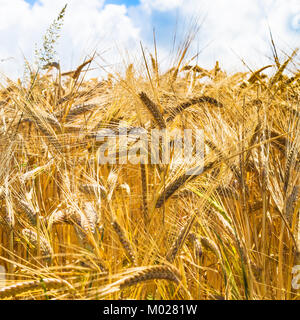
<box><xmin>0</xmin><ymin>32</ymin><xmax>299</xmax><ymax>300</ymax></box>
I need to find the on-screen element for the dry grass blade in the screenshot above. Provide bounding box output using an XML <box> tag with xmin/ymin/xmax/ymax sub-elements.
<box><xmin>140</xmin><ymin>163</ymin><xmax>148</xmax><ymax>226</ymax></box>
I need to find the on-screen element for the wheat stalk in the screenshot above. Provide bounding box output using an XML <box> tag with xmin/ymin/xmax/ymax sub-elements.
<box><xmin>140</xmin><ymin>163</ymin><xmax>148</xmax><ymax>226</ymax></box>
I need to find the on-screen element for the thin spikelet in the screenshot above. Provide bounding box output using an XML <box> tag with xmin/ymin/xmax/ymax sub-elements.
<box><xmin>20</xmin><ymin>159</ymin><xmax>54</xmax><ymax>183</ymax></box>
<box><xmin>150</xmin><ymin>53</ymin><xmax>157</xmax><ymax>74</ymax></box>
<box><xmin>0</xmin><ymin>186</ymin><xmax>4</xmax><ymax>200</ymax></box>
<box><xmin>47</xmin><ymin>209</ymin><xmax>74</xmax><ymax>227</ymax></box>
<box><xmin>62</xmin><ymin>103</ymin><xmax>98</xmax><ymax>121</ymax></box>
<box><xmin>181</xmin><ymin>64</ymin><xmax>208</xmax><ymax>74</ymax></box>
<box><xmin>166</xmin><ymin>214</ymin><xmax>197</xmax><ymax>262</ymax></box>
<box><xmin>270</xmin><ymin>49</ymin><xmax>298</xmax><ymax>86</ymax></box>
<box><xmin>248</xmin><ymin>65</ymin><xmax>273</xmax><ymax>84</ymax></box>
<box><xmin>79</xmin><ymin>184</ymin><xmax>106</xmax><ymax>197</ymax></box>
<box><xmin>0</xmin><ymin>278</ymin><xmax>72</xmax><ymax>299</ymax></box>
<box><xmin>270</xmin><ymin>130</ymin><xmax>288</xmax><ymax>155</ymax></box>
<box><xmin>119</xmin><ymin>265</ymin><xmax>181</xmax><ymax>289</ymax></box>
<box><xmin>155</xmin><ymin>161</ymin><xmax>216</xmax><ymax>208</ymax></box>
<box><xmin>72</xmin><ymin>209</ymin><xmax>98</xmax><ymax>248</ymax></box>
<box><xmin>75</xmin><ymin>212</ymin><xmax>91</xmax><ymax>234</ymax></box>
<box><xmin>284</xmin><ymin>142</ymin><xmax>297</xmax><ymax>193</ymax></box>
<box><xmin>24</xmin><ymin>107</ymin><xmax>63</xmax><ymax>154</ymax></box>
<box><xmin>248</xmin><ymin>201</ymin><xmax>263</xmax><ymax>213</ymax></box>
<box><xmin>83</xmin><ymin>202</ymin><xmax>99</xmax><ymax>234</ymax></box>
<box><xmin>15</xmin><ymin>199</ymin><xmax>37</xmax><ymax>226</ymax></box>
<box><xmin>57</xmin><ymin>80</ymin><xmax>106</xmax><ymax>104</ymax></box>
<box><xmin>139</xmin><ymin>92</ymin><xmax>166</xmax><ymax>129</ymax></box>
<box><xmin>22</xmin><ymin>228</ymin><xmax>53</xmax><ymax>259</ymax></box>
<box><xmin>285</xmin><ymin>185</ymin><xmax>299</xmax><ymax>224</ymax></box>
<box><xmin>245</xmin><ymin>122</ymin><xmax>261</xmax><ymax>165</ymax></box>
<box><xmin>283</xmin><ymin>71</ymin><xmax>300</xmax><ymax>86</ymax></box>
<box><xmin>214</xmin><ymin>186</ymin><xmax>239</xmax><ymax>199</ymax></box>
<box><xmin>21</xmin><ymin>115</ymin><xmax>61</xmax><ymax>130</ymax></box>
<box><xmin>167</xmin><ymin>96</ymin><xmax>223</xmax><ymax>122</ymax></box>
<box><xmin>111</xmin><ymin>219</ymin><xmax>136</xmax><ymax>265</ymax></box>
<box><xmin>5</xmin><ymin>189</ymin><xmax>14</xmax><ymax>229</ymax></box>
<box><xmin>205</xmin><ymin>138</ymin><xmax>243</xmax><ymax>186</ymax></box>
<box><xmin>70</xmin><ymin>57</ymin><xmax>93</xmax><ymax>80</ymax></box>
<box><xmin>200</xmin><ymin>236</ymin><xmax>221</xmax><ymax>260</ymax></box>
<box><xmin>97</xmin><ymin>265</ymin><xmax>182</xmax><ymax>298</ymax></box>
<box><xmin>125</xmin><ymin>63</ymin><xmax>134</xmax><ymax>80</ymax></box>
<box><xmin>188</xmin><ymin>233</ymin><xmax>203</xmax><ymax>258</ymax></box>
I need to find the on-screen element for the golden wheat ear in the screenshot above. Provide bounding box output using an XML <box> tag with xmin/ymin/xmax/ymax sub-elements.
<box><xmin>155</xmin><ymin>161</ymin><xmax>216</xmax><ymax>208</ymax></box>
<box><xmin>166</xmin><ymin>213</ymin><xmax>197</xmax><ymax>262</ymax></box>
<box><xmin>167</xmin><ymin>96</ymin><xmax>223</xmax><ymax>122</ymax></box>
<box><xmin>111</xmin><ymin>219</ymin><xmax>137</xmax><ymax>266</ymax></box>
<box><xmin>0</xmin><ymin>278</ymin><xmax>74</xmax><ymax>299</ymax></box>
<box><xmin>139</xmin><ymin>91</ymin><xmax>166</xmax><ymax>129</ymax></box>
<box><xmin>119</xmin><ymin>265</ymin><xmax>181</xmax><ymax>289</ymax></box>
<box><xmin>21</xmin><ymin>228</ymin><xmax>53</xmax><ymax>261</ymax></box>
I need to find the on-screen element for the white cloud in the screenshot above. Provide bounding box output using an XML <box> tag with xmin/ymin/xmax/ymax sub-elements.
<box><xmin>140</xmin><ymin>0</ymin><xmax>183</xmax><ymax>12</ymax></box>
<box><xmin>0</xmin><ymin>0</ymin><xmax>140</xmax><ymax>79</ymax></box>
<box><xmin>0</xmin><ymin>0</ymin><xmax>299</xmax><ymax>80</ymax></box>
<box><xmin>180</xmin><ymin>0</ymin><xmax>300</xmax><ymax>71</ymax></box>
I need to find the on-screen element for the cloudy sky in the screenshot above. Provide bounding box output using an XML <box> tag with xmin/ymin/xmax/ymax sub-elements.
<box><xmin>0</xmin><ymin>0</ymin><xmax>299</xmax><ymax>80</ymax></box>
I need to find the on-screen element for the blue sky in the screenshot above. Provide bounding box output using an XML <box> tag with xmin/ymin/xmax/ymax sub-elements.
<box><xmin>104</xmin><ymin>0</ymin><xmax>140</xmax><ymax>5</ymax></box>
<box><xmin>25</xmin><ymin>0</ymin><xmax>141</xmax><ymax>6</ymax></box>
<box><xmin>1</xmin><ymin>0</ymin><xmax>299</xmax><ymax>79</ymax></box>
